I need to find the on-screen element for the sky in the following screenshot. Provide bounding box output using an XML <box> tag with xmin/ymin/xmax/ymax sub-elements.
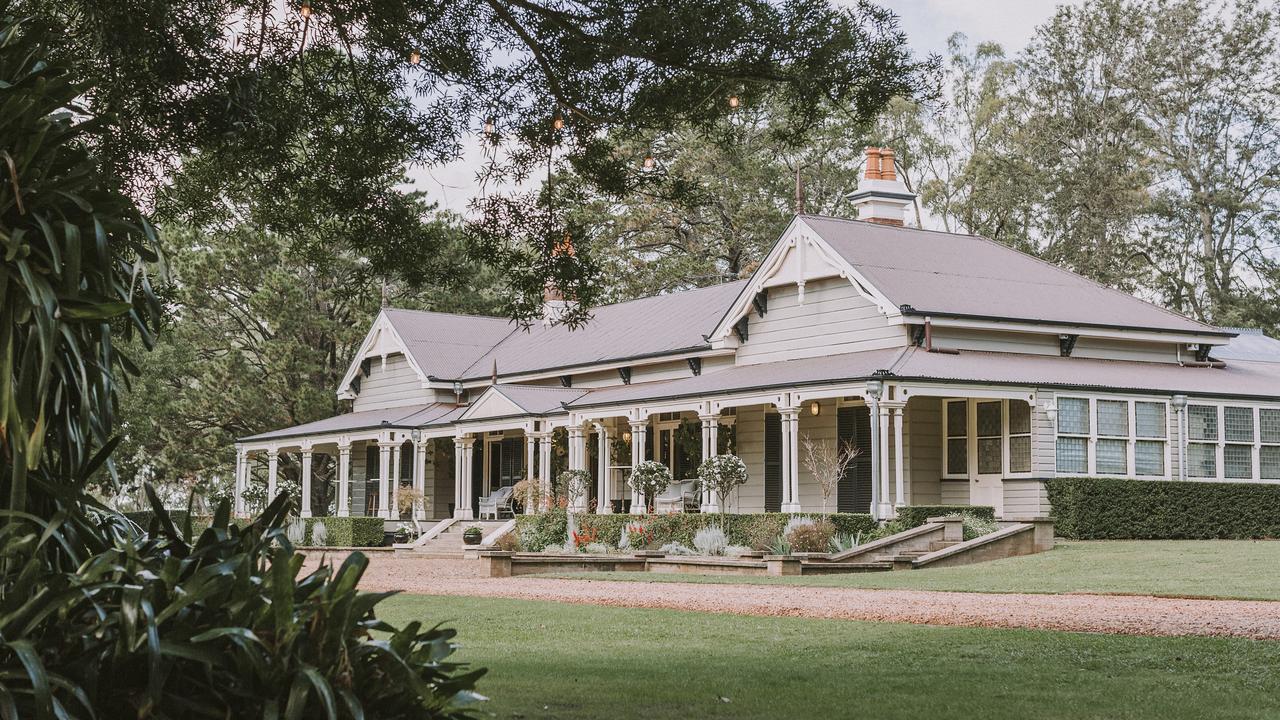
<box><xmin>408</xmin><ymin>0</ymin><xmax>1080</xmax><ymax>214</ymax></box>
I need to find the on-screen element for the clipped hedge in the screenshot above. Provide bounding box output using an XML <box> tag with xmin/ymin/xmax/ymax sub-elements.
<box><xmin>516</xmin><ymin>511</ymin><xmax>876</xmax><ymax>551</ymax></box>
<box><xmin>186</xmin><ymin>515</ymin><xmax>386</xmax><ymax>547</ymax></box>
<box><xmin>1046</xmin><ymin>477</ymin><xmax>1280</xmax><ymax>540</ymax></box>
<box><xmin>894</xmin><ymin>505</ymin><xmax>995</xmax><ymax>529</ymax></box>
<box><xmin>123</xmin><ymin>510</ymin><xmax>192</xmax><ymax>531</ymax></box>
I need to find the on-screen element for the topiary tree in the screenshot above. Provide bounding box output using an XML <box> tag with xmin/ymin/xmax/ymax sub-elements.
<box><xmin>628</xmin><ymin>461</ymin><xmax>673</xmax><ymax>513</ymax></box>
<box><xmin>696</xmin><ymin>454</ymin><xmax>750</xmax><ymax>524</ymax></box>
<box><xmin>557</xmin><ymin>469</ymin><xmax>593</xmax><ymax>511</ymax></box>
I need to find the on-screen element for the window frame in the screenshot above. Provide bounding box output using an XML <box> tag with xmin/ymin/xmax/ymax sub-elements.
<box><xmin>1055</xmin><ymin>395</ymin><xmax>1172</xmax><ymax>480</ymax></box>
<box><xmin>940</xmin><ymin>398</ymin><xmax>1034</xmax><ymax>480</ymax></box>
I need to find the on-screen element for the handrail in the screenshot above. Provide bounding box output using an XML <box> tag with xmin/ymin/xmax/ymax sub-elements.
<box><xmin>481</xmin><ymin>519</ymin><xmax>516</xmax><ymax>547</ymax></box>
<box><xmin>407</xmin><ymin>516</ymin><xmax>456</xmax><ymax>547</ymax></box>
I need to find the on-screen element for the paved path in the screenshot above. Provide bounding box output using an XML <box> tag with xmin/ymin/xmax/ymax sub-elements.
<box><xmin>304</xmin><ymin>552</ymin><xmax>1280</xmax><ymax>640</ymax></box>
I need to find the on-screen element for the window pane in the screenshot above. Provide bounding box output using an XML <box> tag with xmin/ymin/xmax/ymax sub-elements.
<box><xmin>1008</xmin><ymin>435</ymin><xmax>1031</xmax><ymax>473</ymax></box>
<box><xmin>1262</xmin><ymin>446</ymin><xmax>1280</xmax><ymax>480</ymax></box>
<box><xmin>1056</xmin><ymin>437</ymin><xmax>1087</xmax><ymax>474</ymax></box>
<box><xmin>1096</xmin><ymin>439</ymin><xmax>1128</xmax><ymax>474</ymax></box>
<box><xmin>1058</xmin><ymin>398</ymin><xmax>1089</xmax><ymax>435</ymax></box>
<box><xmin>1224</xmin><ymin>444</ymin><xmax>1253</xmax><ymax>480</ymax></box>
<box><xmin>977</xmin><ymin>402</ymin><xmax>1001</xmax><ymax>437</ymax></box>
<box><xmin>1262</xmin><ymin>409</ymin><xmax>1280</xmax><ymax>444</ymax></box>
<box><xmin>1188</xmin><ymin>405</ymin><xmax>1218</xmax><ymax>441</ymax></box>
<box><xmin>1135</xmin><ymin>402</ymin><xmax>1166</xmax><ymax>438</ymax></box>
<box><xmin>1135</xmin><ymin>440</ymin><xmax>1165</xmax><ymax>476</ymax></box>
<box><xmin>1186</xmin><ymin>443</ymin><xmax>1217</xmax><ymax>478</ymax></box>
<box><xmin>1096</xmin><ymin>400</ymin><xmax>1128</xmax><ymax>437</ymax></box>
<box><xmin>1224</xmin><ymin>407</ymin><xmax>1254</xmax><ymax>443</ymax></box>
<box><xmin>946</xmin><ymin>401</ymin><xmax>967</xmax><ymax>438</ymax></box>
<box><xmin>947</xmin><ymin>438</ymin><xmax>967</xmax><ymax>475</ymax></box>
<box><xmin>1008</xmin><ymin>401</ymin><xmax>1031</xmax><ymax>435</ymax></box>
<box><xmin>978</xmin><ymin>437</ymin><xmax>1002</xmax><ymax>474</ymax></box>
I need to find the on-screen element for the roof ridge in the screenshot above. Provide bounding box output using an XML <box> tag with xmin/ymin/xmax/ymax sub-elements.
<box><xmin>383</xmin><ymin>307</ymin><xmax>512</xmax><ymax>323</ymax></box>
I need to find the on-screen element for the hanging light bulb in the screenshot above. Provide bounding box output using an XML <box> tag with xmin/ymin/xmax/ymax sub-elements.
<box><xmin>552</xmin><ymin>109</ymin><xmax>564</xmax><ymax>131</ymax></box>
<box><xmin>483</xmin><ymin>117</ymin><xmax>496</xmax><ymax>136</ymax></box>
<box><xmin>728</xmin><ymin>94</ymin><xmax>740</xmax><ymax>109</ymax></box>
<box><xmin>642</xmin><ymin>154</ymin><xmax>655</xmax><ymax>171</ymax></box>
<box><xmin>409</xmin><ymin>49</ymin><xmax>421</xmax><ymax>65</ymax></box>
<box><xmin>299</xmin><ymin>0</ymin><xmax>312</xmax><ymax>18</ymax></box>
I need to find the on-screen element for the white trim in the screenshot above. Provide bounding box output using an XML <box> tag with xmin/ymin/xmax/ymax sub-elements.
<box><xmin>919</xmin><ymin>315</ymin><xmax>1229</xmax><ymax>347</ymax></box>
<box><xmin>1054</xmin><ymin>393</ymin><xmax>1174</xmax><ymax>481</ymax></box>
<box><xmin>335</xmin><ymin>311</ymin><xmax>431</xmax><ymax>400</ymax></box>
<box><xmin>430</xmin><ymin>348</ymin><xmax>736</xmax><ymax>389</ymax></box>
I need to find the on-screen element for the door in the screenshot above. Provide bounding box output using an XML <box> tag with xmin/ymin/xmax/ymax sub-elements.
<box><xmin>764</xmin><ymin>412</ymin><xmax>782</xmax><ymax>512</ymax></box>
<box><xmin>972</xmin><ymin>401</ymin><xmax>1005</xmax><ymax>514</ymax></box>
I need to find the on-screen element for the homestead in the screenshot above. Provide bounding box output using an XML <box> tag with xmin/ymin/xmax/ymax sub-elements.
<box><xmin>235</xmin><ymin>148</ymin><xmax>1280</xmax><ymax>526</ymax></box>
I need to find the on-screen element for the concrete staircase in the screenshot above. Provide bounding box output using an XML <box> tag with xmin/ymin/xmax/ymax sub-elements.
<box><xmin>402</xmin><ymin>520</ymin><xmax>510</xmax><ymax>559</ymax></box>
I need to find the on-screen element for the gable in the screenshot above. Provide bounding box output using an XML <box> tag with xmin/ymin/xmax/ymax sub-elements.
<box><xmin>458</xmin><ymin>388</ymin><xmax>527</xmax><ymax>422</ymax></box>
<box><xmin>337</xmin><ymin>311</ymin><xmax>429</xmax><ymax>400</ymax></box>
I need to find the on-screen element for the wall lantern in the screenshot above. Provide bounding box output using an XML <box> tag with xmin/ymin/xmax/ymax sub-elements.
<box><xmin>864</xmin><ymin>379</ymin><xmax>884</xmax><ymax>400</ymax></box>
<box><xmin>622</xmin><ymin>430</ymin><xmax>632</xmax><ymax>444</ymax></box>
<box><xmin>809</xmin><ymin>400</ymin><xmax>821</xmax><ymax>416</ymax></box>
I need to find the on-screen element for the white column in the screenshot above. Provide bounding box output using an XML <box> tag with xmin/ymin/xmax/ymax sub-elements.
<box><xmin>233</xmin><ymin>446</ymin><xmax>246</xmax><ymax>516</ymax></box>
<box><xmin>266</xmin><ymin>448</ymin><xmax>279</xmax><ymax>502</ymax></box>
<box><xmin>456</xmin><ymin>436</ymin><xmax>475</xmax><ymax>520</ymax></box>
<box><xmin>377</xmin><ymin>440</ymin><xmax>392</xmax><ymax>519</ymax></box>
<box><xmin>877</xmin><ymin>402</ymin><xmax>893</xmax><ymax>519</ymax></box>
<box><xmin>567</xmin><ymin>426</ymin><xmax>586</xmax><ymax>510</ymax></box>
<box><xmin>337</xmin><ymin>442</ymin><xmax>351</xmax><ymax>517</ymax></box>
<box><xmin>453</xmin><ymin>436</ymin><xmax>465</xmax><ymax>516</ymax></box>
<box><xmin>629</xmin><ymin>419</ymin><xmax>647</xmax><ymax>514</ymax></box>
<box><xmin>699</xmin><ymin>414</ymin><xmax>718</xmax><ymax>512</ymax></box>
<box><xmin>868</xmin><ymin>398</ymin><xmax>882</xmax><ymax>518</ymax></box>
<box><xmin>392</xmin><ymin>440</ymin><xmax>403</xmax><ymax>519</ymax></box>
<box><xmin>538</xmin><ymin>433</ymin><xmax>552</xmax><ymax>509</ymax></box>
<box><xmin>300</xmin><ymin>444</ymin><xmax>314</xmax><ymax>518</ymax></box>
<box><xmin>781</xmin><ymin>408</ymin><xmax>801</xmax><ymax>512</ymax></box>
<box><xmin>596</xmin><ymin>423</ymin><xmax>611</xmax><ymax>513</ymax></box>
<box><xmin>413</xmin><ymin>438</ymin><xmax>428</xmax><ymax>520</ymax></box>
<box><xmin>889</xmin><ymin>403</ymin><xmax>906</xmax><ymax>507</ymax></box>
<box><xmin>524</xmin><ymin>432</ymin><xmax>538</xmax><ymax>514</ymax></box>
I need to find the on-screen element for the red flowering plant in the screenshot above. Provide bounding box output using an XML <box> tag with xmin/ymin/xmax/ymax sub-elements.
<box><xmin>571</xmin><ymin>525</ymin><xmax>599</xmax><ymax>550</ymax></box>
<box><xmin>624</xmin><ymin>522</ymin><xmax>654</xmax><ymax>551</ymax></box>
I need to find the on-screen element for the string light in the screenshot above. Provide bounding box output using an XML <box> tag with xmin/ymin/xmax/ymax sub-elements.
<box><xmin>299</xmin><ymin>0</ymin><xmax>311</xmax><ymax>18</ymax></box>
<box><xmin>552</xmin><ymin>109</ymin><xmax>564</xmax><ymax>131</ymax></box>
<box><xmin>728</xmin><ymin>95</ymin><xmax>740</xmax><ymax>109</ymax></box>
<box><xmin>409</xmin><ymin>49</ymin><xmax>421</xmax><ymax>65</ymax></box>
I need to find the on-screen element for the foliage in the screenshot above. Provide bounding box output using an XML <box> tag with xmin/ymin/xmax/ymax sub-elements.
<box><xmin>556</xmin><ymin>469</ymin><xmax>593</xmax><ymax>509</ymax></box>
<box><xmin>310</xmin><ymin>520</ymin><xmax>329</xmax><ymax>546</ymax></box>
<box><xmin>518</xmin><ymin>512</ymin><xmax>876</xmax><ymax>553</ymax></box>
<box><xmin>463</xmin><ymin>525</ymin><xmax>484</xmax><ymax>540</ymax></box>
<box><xmin>767</xmin><ymin>534</ymin><xmax>792</xmax><ymax>556</ymax></box>
<box><xmin>582</xmin><ymin>542</ymin><xmax>611</xmax><ymax>555</ymax></box>
<box><xmin>657</xmin><ymin>542</ymin><xmax>696</xmax><ymax>556</ymax></box>
<box><xmin>1046</xmin><ymin>477</ymin><xmax>1280</xmax><ymax>539</ymax></box>
<box><xmin>786</xmin><ymin>519</ymin><xmax>834</xmax><ymax>553</ymax></box>
<box><xmin>800</xmin><ymin>436</ymin><xmax>861</xmax><ymax>514</ymax></box>
<box><xmin>961</xmin><ymin>514</ymin><xmax>1001</xmax><ymax>541</ymax></box>
<box><xmin>695</xmin><ymin>454</ymin><xmax>749</xmax><ymax>518</ymax></box>
<box><xmin>517</xmin><ymin>508</ymin><xmax>568</xmax><ymax>552</ymax></box>
<box><xmin>626</xmin><ymin>522</ymin><xmax>655</xmax><ymax>551</ymax></box>
<box><xmin>723</xmin><ymin>545</ymin><xmax>755</xmax><ymax>558</ymax></box>
<box><xmin>398</xmin><ymin>485</ymin><xmax>428</xmax><ymax>519</ymax></box>
<box><xmin>492</xmin><ymin>532</ymin><xmax>521</xmax><ymax>553</ymax></box>
<box><xmin>692</xmin><ymin>526</ymin><xmax>729</xmax><ymax>556</ymax></box>
<box><xmin>893</xmin><ymin>505</ymin><xmax>995</xmax><ymax>529</ymax></box>
<box><xmin>571</xmin><ymin>524</ymin><xmax>600</xmax><ymax>551</ymax></box>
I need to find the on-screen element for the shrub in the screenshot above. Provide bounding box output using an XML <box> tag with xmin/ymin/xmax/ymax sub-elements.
<box><xmin>517</xmin><ymin>508</ymin><xmax>568</xmax><ymax>551</ymax></box>
<box><xmin>693</xmin><ymin>526</ymin><xmax>729</xmax><ymax>556</ymax></box>
<box><xmin>962</xmin><ymin>514</ymin><xmax>1000</xmax><ymax>540</ymax></box>
<box><xmin>1046</xmin><ymin>477</ymin><xmax>1280</xmax><ymax>539</ymax></box>
<box><xmin>516</xmin><ymin>512</ymin><xmax>877</xmax><ymax>552</ymax></box>
<box><xmin>310</xmin><ymin>520</ymin><xmax>328</xmax><ymax>546</ymax></box>
<box><xmin>724</xmin><ymin>545</ymin><xmax>755</xmax><ymax>557</ymax></box>
<box><xmin>313</xmin><ymin>516</ymin><xmax>386</xmax><ymax>547</ymax></box>
<box><xmin>658</xmin><ymin>542</ymin><xmax>696</xmax><ymax>555</ymax></box>
<box><xmin>583</xmin><ymin>542</ymin><xmax>611</xmax><ymax>555</ymax></box>
<box><xmin>492</xmin><ymin>532</ymin><xmax>522</xmax><ymax>552</ymax></box>
<box><xmin>787</xmin><ymin>520</ymin><xmax>834</xmax><ymax>553</ymax></box>
<box><xmin>571</xmin><ymin>525</ymin><xmax>601</xmax><ymax>550</ymax></box>
<box><xmin>626</xmin><ymin>522</ymin><xmax>655</xmax><ymax>550</ymax></box>
<box><xmin>628</xmin><ymin>461</ymin><xmax>673</xmax><ymax>512</ymax></box>
<box><xmin>894</xmin><ymin>505</ymin><xmax>995</xmax><ymax>528</ymax></box>
<box><xmin>783</xmin><ymin>515</ymin><xmax>815</xmax><ymax>537</ymax></box>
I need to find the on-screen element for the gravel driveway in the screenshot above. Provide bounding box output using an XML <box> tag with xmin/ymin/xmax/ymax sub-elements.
<box><xmin>303</xmin><ymin>552</ymin><xmax>1280</xmax><ymax>640</ymax></box>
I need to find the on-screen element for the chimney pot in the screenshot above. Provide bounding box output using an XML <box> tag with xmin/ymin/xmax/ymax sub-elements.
<box><xmin>879</xmin><ymin>148</ymin><xmax>897</xmax><ymax>181</ymax></box>
<box><xmin>863</xmin><ymin>146</ymin><xmax>882</xmax><ymax>180</ymax></box>
<box><xmin>848</xmin><ymin>145</ymin><xmax>914</xmax><ymax>227</ymax></box>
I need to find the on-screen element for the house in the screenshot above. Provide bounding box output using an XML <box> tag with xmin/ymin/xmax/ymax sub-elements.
<box><xmin>233</xmin><ymin>147</ymin><xmax>1280</xmax><ymax>527</ymax></box>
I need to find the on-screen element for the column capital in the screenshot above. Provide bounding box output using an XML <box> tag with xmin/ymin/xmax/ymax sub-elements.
<box><xmin>698</xmin><ymin>413</ymin><xmax>720</xmax><ymax>423</ymax></box>
<box><xmin>628</xmin><ymin>419</ymin><xmax>647</xmax><ymax>432</ymax></box>
<box><xmin>779</xmin><ymin>406</ymin><xmax>800</xmax><ymax>419</ymax></box>
<box><xmin>300</xmin><ymin>442</ymin><xmax>314</xmax><ymax>455</ymax></box>
<box><xmin>880</xmin><ymin>400</ymin><xmax>906</xmax><ymax>410</ymax></box>
<box><xmin>336</xmin><ymin>441</ymin><xmax>352</xmax><ymax>453</ymax></box>
<box><xmin>456</xmin><ymin>435</ymin><xmax>476</xmax><ymax>448</ymax></box>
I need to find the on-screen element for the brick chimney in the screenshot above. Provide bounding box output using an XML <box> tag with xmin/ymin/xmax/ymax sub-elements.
<box><xmin>542</xmin><ymin>231</ymin><xmax>576</xmax><ymax>325</ymax></box>
<box><xmin>848</xmin><ymin>146</ymin><xmax>914</xmax><ymax>226</ymax></box>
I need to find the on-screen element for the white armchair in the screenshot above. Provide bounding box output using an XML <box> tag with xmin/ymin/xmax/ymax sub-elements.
<box><xmin>478</xmin><ymin>485</ymin><xmax>515</xmax><ymax>519</ymax></box>
<box><xmin>653</xmin><ymin>479</ymin><xmax>698</xmax><ymax>514</ymax></box>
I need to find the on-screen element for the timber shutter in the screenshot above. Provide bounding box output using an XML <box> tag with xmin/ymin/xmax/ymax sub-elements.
<box><xmin>472</xmin><ymin>443</ymin><xmax>484</xmax><ymax>512</ymax></box>
<box><xmin>837</xmin><ymin>406</ymin><xmax>873</xmax><ymax>513</ymax></box>
<box><xmin>765</xmin><ymin>412</ymin><xmax>782</xmax><ymax>512</ymax></box>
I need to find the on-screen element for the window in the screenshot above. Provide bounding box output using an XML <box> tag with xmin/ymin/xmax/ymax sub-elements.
<box><xmin>1223</xmin><ymin>406</ymin><xmax>1255</xmax><ymax>480</ymax></box>
<box><xmin>1095</xmin><ymin>400</ymin><xmax>1129</xmax><ymax>475</ymax></box>
<box><xmin>945</xmin><ymin>400</ymin><xmax>967</xmax><ymax>475</ymax></box>
<box><xmin>1055</xmin><ymin>397</ymin><xmax>1089</xmax><ymax>474</ymax></box>
<box><xmin>1134</xmin><ymin>401</ymin><xmax>1166</xmax><ymax>476</ymax></box>
<box><xmin>1261</xmin><ymin>408</ymin><xmax>1280</xmax><ymax>481</ymax></box>
<box><xmin>1186</xmin><ymin>405</ymin><xmax>1218</xmax><ymax>478</ymax></box>
<box><xmin>1008</xmin><ymin>401</ymin><xmax>1032</xmax><ymax>474</ymax></box>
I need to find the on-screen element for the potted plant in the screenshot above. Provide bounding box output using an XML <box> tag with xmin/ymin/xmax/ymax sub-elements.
<box><xmin>462</xmin><ymin>525</ymin><xmax>484</xmax><ymax>545</ymax></box>
<box><xmin>393</xmin><ymin>523</ymin><xmax>413</xmax><ymax>544</ymax></box>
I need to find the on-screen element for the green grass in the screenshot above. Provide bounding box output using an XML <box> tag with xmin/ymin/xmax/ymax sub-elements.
<box><xmin>381</xmin><ymin>594</ymin><xmax>1280</xmax><ymax>720</ymax></box>
<box><xmin>538</xmin><ymin>540</ymin><xmax>1280</xmax><ymax>600</ymax></box>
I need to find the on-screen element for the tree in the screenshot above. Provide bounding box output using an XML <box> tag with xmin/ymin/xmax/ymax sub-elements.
<box><xmin>695</xmin><ymin>454</ymin><xmax>750</xmax><ymax>523</ymax></box>
<box><xmin>628</xmin><ymin>460</ymin><xmax>673</xmax><ymax>513</ymax></box>
<box><xmin>800</xmin><ymin>435</ymin><xmax>860</xmax><ymax>514</ymax></box>
<box><xmin>15</xmin><ymin>0</ymin><xmax>932</xmax><ymax>325</ymax></box>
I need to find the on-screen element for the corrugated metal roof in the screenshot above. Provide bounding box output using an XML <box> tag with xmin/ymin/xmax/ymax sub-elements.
<box><xmin>491</xmin><ymin>384</ymin><xmax>586</xmax><ymax>415</ymax></box>
<box><xmin>239</xmin><ymin>403</ymin><xmax>457</xmax><ymax>442</ymax></box>
<box><xmin>889</xmin><ymin>347</ymin><xmax>1280</xmax><ymax>399</ymax></box>
<box><xmin>801</xmin><ymin>215</ymin><xmax>1222</xmax><ymax>336</ymax></box>
<box><xmin>1212</xmin><ymin>328</ymin><xmax>1280</xmax><ymax>363</ymax></box>
<box><xmin>382</xmin><ymin>309</ymin><xmax>515</xmax><ymax>380</ymax></box>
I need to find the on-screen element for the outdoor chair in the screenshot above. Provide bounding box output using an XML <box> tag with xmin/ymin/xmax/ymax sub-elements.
<box><xmin>653</xmin><ymin>479</ymin><xmax>699</xmax><ymax>514</ymax></box>
<box><xmin>478</xmin><ymin>485</ymin><xmax>515</xmax><ymax>519</ymax></box>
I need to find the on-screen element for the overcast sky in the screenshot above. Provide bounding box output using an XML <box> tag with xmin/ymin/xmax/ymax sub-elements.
<box><xmin>411</xmin><ymin>0</ymin><xmax>1079</xmax><ymax>214</ymax></box>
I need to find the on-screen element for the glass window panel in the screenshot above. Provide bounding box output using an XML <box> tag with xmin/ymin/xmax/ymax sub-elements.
<box><xmin>1224</xmin><ymin>407</ymin><xmax>1255</xmax><ymax>443</ymax></box>
<box><xmin>1056</xmin><ymin>437</ymin><xmax>1087</xmax><ymax>474</ymax></box>
<box><xmin>947</xmin><ymin>438</ymin><xmax>967</xmax><ymax>475</ymax></box>
<box><xmin>1224</xmin><ymin>444</ymin><xmax>1253</xmax><ymax>480</ymax></box>
<box><xmin>1261</xmin><ymin>409</ymin><xmax>1280</xmax><ymax>444</ymax></box>
<box><xmin>977</xmin><ymin>402</ymin><xmax>1001</xmax><ymax>437</ymax></box>
<box><xmin>1186</xmin><ymin>443</ymin><xmax>1217</xmax><ymax>478</ymax></box>
<box><xmin>978</xmin><ymin>437</ymin><xmax>1002</xmax><ymax>474</ymax></box>
<box><xmin>1096</xmin><ymin>400</ymin><xmax>1128</xmax><ymax>437</ymax></box>
<box><xmin>1008</xmin><ymin>435</ymin><xmax>1031</xmax><ymax>473</ymax></box>
<box><xmin>1188</xmin><ymin>405</ymin><xmax>1218</xmax><ymax>441</ymax></box>
<box><xmin>1261</xmin><ymin>446</ymin><xmax>1280</xmax><ymax>480</ymax></box>
<box><xmin>1135</xmin><ymin>440</ymin><xmax>1165</xmax><ymax>476</ymax></box>
<box><xmin>1008</xmin><ymin>401</ymin><xmax>1031</xmax><ymax>435</ymax></box>
<box><xmin>946</xmin><ymin>401</ymin><xmax>967</xmax><ymax>438</ymax></box>
<box><xmin>1058</xmin><ymin>398</ymin><xmax>1089</xmax><ymax>435</ymax></box>
<box><xmin>1135</xmin><ymin>402</ymin><xmax>1166</xmax><ymax>438</ymax></box>
<box><xmin>1096</xmin><ymin>439</ymin><xmax>1128</xmax><ymax>474</ymax></box>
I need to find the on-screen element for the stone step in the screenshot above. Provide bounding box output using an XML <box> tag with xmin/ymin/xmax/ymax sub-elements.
<box><xmin>799</xmin><ymin>561</ymin><xmax>892</xmax><ymax>574</ymax></box>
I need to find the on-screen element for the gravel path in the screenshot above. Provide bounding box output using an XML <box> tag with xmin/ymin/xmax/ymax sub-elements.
<box><xmin>304</xmin><ymin>552</ymin><xmax>1280</xmax><ymax>640</ymax></box>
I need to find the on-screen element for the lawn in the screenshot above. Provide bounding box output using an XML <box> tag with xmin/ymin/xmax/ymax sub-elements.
<box><xmin>380</xmin><ymin>594</ymin><xmax>1280</xmax><ymax>720</ymax></box>
<box><xmin>539</xmin><ymin>540</ymin><xmax>1280</xmax><ymax>600</ymax></box>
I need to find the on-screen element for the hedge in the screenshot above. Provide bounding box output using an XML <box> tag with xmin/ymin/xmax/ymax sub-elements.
<box><xmin>516</xmin><ymin>511</ymin><xmax>877</xmax><ymax>551</ymax></box>
<box><xmin>894</xmin><ymin>505</ymin><xmax>995</xmax><ymax>529</ymax></box>
<box><xmin>122</xmin><ymin>510</ymin><xmax>192</xmax><ymax>532</ymax></box>
<box><xmin>1046</xmin><ymin>477</ymin><xmax>1280</xmax><ymax>540</ymax></box>
<box><xmin>184</xmin><ymin>515</ymin><xmax>387</xmax><ymax>547</ymax></box>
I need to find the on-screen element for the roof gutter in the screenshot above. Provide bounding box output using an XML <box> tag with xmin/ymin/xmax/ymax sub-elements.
<box><xmin>898</xmin><ymin>307</ymin><xmax>1235</xmax><ymax>338</ymax></box>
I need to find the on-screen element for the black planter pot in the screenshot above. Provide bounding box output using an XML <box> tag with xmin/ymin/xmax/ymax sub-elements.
<box><xmin>462</xmin><ymin>532</ymin><xmax>482</xmax><ymax>546</ymax></box>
